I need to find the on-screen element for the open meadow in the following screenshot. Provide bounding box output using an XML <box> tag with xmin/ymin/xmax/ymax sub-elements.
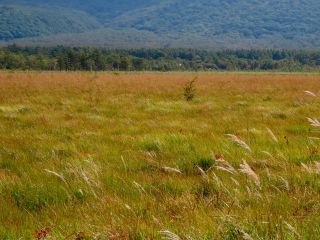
<box><xmin>0</xmin><ymin>72</ymin><xmax>320</xmax><ymax>239</ymax></box>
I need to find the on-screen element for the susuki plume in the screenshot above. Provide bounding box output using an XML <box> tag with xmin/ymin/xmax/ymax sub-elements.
<box><xmin>160</xmin><ymin>230</ymin><xmax>181</xmax><ymax>240</ymax></box>
<box><xmin>307</xmin><ymin>118</ymin><xmax>320</xmax><ymax>127</ymax></box>
<box><xmin>239</xmin><ymin>161</ymin><xmax>260</xmax><ymax>186</ymax></box>
<box><xmin>304</xmin><ymin>90</ymin><xmax>317</xmax><ymax>97</ymax></box>
<box><xmin>266</xmin><ymin>128</ymin><xmax>278</xmax><ymax>143</ymax></box>
<box><xmin>226</xmin><ymin>134</ymin><xmax>252</xmax><ymax>152</ymax></box>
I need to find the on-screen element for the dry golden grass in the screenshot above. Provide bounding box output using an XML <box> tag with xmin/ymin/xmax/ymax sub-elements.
<box><xmin>0</xmin><ymin>72</ymin><xmax>319</xmax><ymax>239</ymax></box>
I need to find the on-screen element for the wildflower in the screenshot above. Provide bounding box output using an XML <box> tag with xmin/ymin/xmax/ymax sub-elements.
<box><xmin>33</xmin><ymin>228</ymin><xmax>49</xmax><ymax>240</ymax></box>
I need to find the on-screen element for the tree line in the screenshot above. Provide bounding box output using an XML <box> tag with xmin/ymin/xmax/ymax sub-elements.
<box><xmin>0</xmin><ymin>45</ymin><xmax>319</xmax><ymax>71</ymax></box>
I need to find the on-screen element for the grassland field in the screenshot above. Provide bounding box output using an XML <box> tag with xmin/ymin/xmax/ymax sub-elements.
<box><xmin>0</xmin><ymin>72</ymin><xmax>320</xmax><ymax>239</ymax></box>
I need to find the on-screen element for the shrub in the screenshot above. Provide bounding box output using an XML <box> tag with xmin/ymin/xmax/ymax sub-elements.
<box><xmin>194</xmin><ymin>156</ymin><xmax>215</xmax><ymax>171</ymax></box>
<box><xmin>139</xmin><ymin>140</ymin><xmax>161</xmax><ymax>153</ymax></box>
<box><xmin>183</xmin><ymin>77</ymin><xmax>197</xmax><ymax>101</ymax></box>
<box><xmin>11</xmin><ymin>184</ymin><xmax>68</xmax><ymax>211</ymax></box>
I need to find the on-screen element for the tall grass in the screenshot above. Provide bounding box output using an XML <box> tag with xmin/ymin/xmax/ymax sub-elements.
<box><xmin>0</xmin><ymin>72</ymin><xmax>319</xmax><ymax>239</ymax></box>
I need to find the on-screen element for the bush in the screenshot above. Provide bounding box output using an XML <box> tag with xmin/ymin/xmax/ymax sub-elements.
<box><xmin>183</xmin><ymin>77</ymin><xmax>197</xmax><ymax>101</ymax></box>
<box><xmin>11</xmin><ymin>184</ymin><xmax>68</xmax><ymax>211</ymax></box>
<box><xmin>194</xmin><ymin>156</ymin><xmax>215</xmax><ymax>171</ymax></box>
<box><xmin>139</xmin><ymin>140</ymin><xmax>161</xmax><ymax>153</ymax></box>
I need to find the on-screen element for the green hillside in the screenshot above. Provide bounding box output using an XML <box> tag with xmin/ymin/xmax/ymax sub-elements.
<box><xmin>0</xmin><ymin>5</ymin><xmax>101</xmax><ymax>40</ymax></box>
<box><xmin>0</xmin><ymin>28</ymin><xmax>161</xmax><ymax>48</ymax></box>
<box><xmin>0</xmin><ymin>0</ymin><xmax>157</xmax><ymax>21</ymax></box>
<box><xmin>0</xmin><ymin>0</ymin><xmax>319</xmax><ymax>48</ymax></box>
<box><xmin>113</xmin><ymin>0</ymin><xmax>320</xmax><ymax>39</ymax></box>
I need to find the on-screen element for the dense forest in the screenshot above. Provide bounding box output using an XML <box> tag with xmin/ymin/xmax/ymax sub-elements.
<box><xmin>0</xmin><ymin>46</ymin><xmax>319</xmax><ymax>72</ymax></box>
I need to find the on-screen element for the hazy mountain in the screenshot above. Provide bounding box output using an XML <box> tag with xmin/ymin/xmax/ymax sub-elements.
<box><xmin>0</xmin><ymin>0</ymin><xmax>319</xmax><ymax>49</ymax></box>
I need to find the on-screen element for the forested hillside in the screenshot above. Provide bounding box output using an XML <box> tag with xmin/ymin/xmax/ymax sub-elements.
<box><xmin>0</xmin><ymin>0</ymin><xmax>319</xmax><ymax>49</ymax></box>
<box><xmin>0</xmin><ymin>5</ymin><xmax>100</xmax><ymax>40</ymax></box>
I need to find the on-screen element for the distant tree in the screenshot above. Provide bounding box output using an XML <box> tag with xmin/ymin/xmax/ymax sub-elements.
<box><xmin>132</xmin><ymin>58</ymin><xmax>145</xmax><ymax>71</ymax></box>
<box><xmin>120</xmin><ymin>56</ymin><xmax>132</xmax><ymax>71</ymax></box>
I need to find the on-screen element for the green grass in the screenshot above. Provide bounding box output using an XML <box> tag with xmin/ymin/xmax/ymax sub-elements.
<box><xmin>0</xmin><ymin>72</ymin><xmax>319</xmax><ymax>239</ymax></box>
